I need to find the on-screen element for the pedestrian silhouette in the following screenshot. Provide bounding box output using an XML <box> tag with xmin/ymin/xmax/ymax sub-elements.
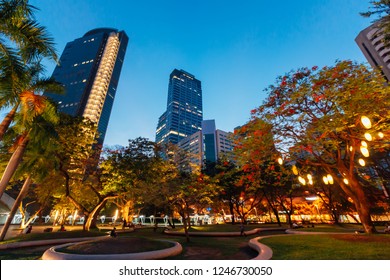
<box><xmin>110</xmin><ymin>227</ymin><xmax>117</xmax><ymax>237</ymax></box>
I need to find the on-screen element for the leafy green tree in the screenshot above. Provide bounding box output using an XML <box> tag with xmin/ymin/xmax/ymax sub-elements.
<box><xmin>36</xmin><ymin>115</ymin><xmax>117</xmax><ymax>231</ymax></box>
<box><xmin>204</xmin><ymin>159</ymin><xmax>243</xmax><ymax>224</ymax></box>
<box><xmin>252</xmin><ymin>61</ymin><xmax>390</xmax><ymax>233</ymax></box>
<box><xmin>101</xmin><ymin>138</ymin><xmax>169</xmax><ymax>222</ymax></box>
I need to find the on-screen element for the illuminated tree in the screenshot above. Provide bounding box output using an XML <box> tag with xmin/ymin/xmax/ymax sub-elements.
<box><xmin>252</xmin><ymin>60</ymin><xmax>390</xmax><ymax>233</ymax></box>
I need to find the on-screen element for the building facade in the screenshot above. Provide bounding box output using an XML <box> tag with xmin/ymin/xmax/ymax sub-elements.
<box><xmin>156</xmin><ymin>69</ymin><xmax>203</xmax><ymax>145</ymax></box>
<box><xmin>355</xmin><ymin>22</ymin><xmax>390</xmax><ymax>81</ymax></box>
<box><xmin>44</xmin><ymin>28</ymin><xmax>128</xmax><ymax>145</ymax></box>
<box><xmin>178</xmin><ymin>120</ymin><xmax>234</xmax><ymax>169</ymax></box>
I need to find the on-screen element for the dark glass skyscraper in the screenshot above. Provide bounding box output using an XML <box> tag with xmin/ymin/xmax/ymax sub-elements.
<box><xmin>156</xmin><ymin>69</ymin><xmax>203</xmax><ymax>145</ymax></box>
<box><xmin>44</xmin><ymin>28</ymin><xmax>128</xmax><ymax>144</ymax></box>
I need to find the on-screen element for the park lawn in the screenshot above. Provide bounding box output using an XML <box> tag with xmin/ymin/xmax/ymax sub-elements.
<box><xmin>260</xmin><ymin>233</ymin><xmax>390</xmax><ymax>260</ymax></box>
<box><xmin>0</xmin><ymin>229</ymin><xmax>106</xmax><ymax>245</ymax></box>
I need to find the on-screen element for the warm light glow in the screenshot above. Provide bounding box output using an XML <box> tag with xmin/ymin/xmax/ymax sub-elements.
<box><xmin>327</xmin><ymin>174</ymin><xmax>334</xmax><ymax>185</ymax></box>
<box><xmin>364</xmin><ymin>132</ymin><xmax>373</xmax><ymax>141</ymax></box>
<box><xmin>307</xmin><ymin>174</ymin><xmax>313</xmax><ymax>185</ymax></box>
<box><xmin>358</xmin><ymin>158</ymin><xmax>366</xmax><ymax>166</ymax></box>
<box><xmin>305</xmin><ymin>196</ymin><xmax>319</xmax><ymax>201</ymax></box>
<box><xmin>292</xmin><ymin>165</ymin><xmax>298</xmax><ymax>175</ymax></box>
<box><xmin>298</xmin><ymin>176</ymin><xmax>306</xmax><ymax>185</ymax></box>
<box><xmin>343</xmin><ymin>178</ymin><xmax>349</xmax><ymax>185</ymax></box>
<box><xmin>361</xmin><ymin>141</ymin><xmax>368</xmax><ymax>147</ymax></box>
<box><xmin>378</xmin><ymin>132</ymin><xmax>384</xmax><ymax>139</ymax></box>
<box><xmin>360</xmin><ymin>146</ymin><xmax>369</xmax><ymax>157</ymax></box>
<box><xmin>323</xmin><ymin>176</ymin><xmax>328</xmax><ymax>185</ymax></box>
<box><xmin>54</xmin><ymin>210</ymin><xmax>59</xmax><ymax>222</ymax></box>
<box><xmin>114</xmin><ymin>209</ymin><xmax>119</xmax><ymax>221</ymax></box>
<box><xmin>73</xmin><ymin>210</ymin><xmax>78</xmax><ymax>222</ymax></box>
<box><xmin>349</xmin><ymin>146</ymin><xmax>353</xmax><ymax>152</ymax></box>
<box><xmin>277</xmin><ymin>157</ymin><xmax>283</xmax><ymax>165</ymax></box>
<box><xmin>361</xmin><ymin>116</ymin><xmax>372</xmax><ymax>129</ymax></box>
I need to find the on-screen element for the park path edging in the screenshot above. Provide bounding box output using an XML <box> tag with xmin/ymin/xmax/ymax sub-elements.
<box><xmin>41</xmin><ymin>237</ymin><xmax>182</xmax><ymax>260</ymax></box>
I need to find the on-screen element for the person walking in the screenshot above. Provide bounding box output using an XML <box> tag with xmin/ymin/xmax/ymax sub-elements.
<box><xmin>240</xmin><ymin>223</ymin><xmax>246</xmax><ymax>236</ymax></box>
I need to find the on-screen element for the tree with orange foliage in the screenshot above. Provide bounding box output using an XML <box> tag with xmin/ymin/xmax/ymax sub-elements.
<box><xmin>253</xmin><ymin>61</ymin><xmax>390</xmax><ymax>233</ymax></box>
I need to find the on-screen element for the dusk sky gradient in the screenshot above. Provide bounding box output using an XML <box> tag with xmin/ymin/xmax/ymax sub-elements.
<box><xmin>29</xmin><ymin>0</ymin><xmax>374</xmax><ymax>147</ymax></box>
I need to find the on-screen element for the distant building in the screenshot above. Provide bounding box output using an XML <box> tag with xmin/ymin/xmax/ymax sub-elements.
<box><xmin>355</xmin><ymin>22</ymin><xmax>390</xmax><ymax>81</ymax></box>
<box><xmin>156</xmin><ymin>69</ymin><xmax>203</xmax><ymax>145</ymax></box>
<box><xmin>178</xmin><ymin>120</ymin><xmax>234</xmax><ymax>169</ymax></box>
<box><xmin>44</xmin><ymin>28</ymin><xmax>128</xmax><ymax>145</ymax></box>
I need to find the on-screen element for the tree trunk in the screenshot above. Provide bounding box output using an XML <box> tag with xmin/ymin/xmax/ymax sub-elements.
<box><xmin>339</xmin><ymin>177</ymin><xmax>376</xmax><ymax>233</ymax></box>
<box><xmin>180</xmin><ymin>209</ymin><xmax>190</xmax><ymax>243</ymax></box>
<box><xmin>0</xmin><ymin>104</ymin><xmax>18</xmax><ymax>141</ymax></box>
<box><xmin>229</xmin><ymin>200</ymin><xmax>235</xmax><ymax>224</ymax></box>
<box><xmin>84</xmin><ymin>198</ymin><xmax>111</xmax><ymax>231</ymax></box>
<box><xmin>0</xmin><ymin>135</ymin><xmax>29</xmax><ymax>199</ymax></box>
<box><xmin>0</xmin><ymin>176</ymin><xmax>32</xmax><ymax>241</ymax></box>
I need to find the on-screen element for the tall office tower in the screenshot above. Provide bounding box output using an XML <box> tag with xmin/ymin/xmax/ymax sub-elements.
<box><xmin>44</xmin><ymin>28</ymin><xmax>128</xmax><ymax>145</ymax></box>
<box><xmin>156</xmin><ymin>69</ymin><xmax>203</xmax><ymax>145</ymax></box>
<box><xmin>355</xmin><ymin>23</ymin><xmax>390</xmax><ymax>81</ymax></box>
<box><xmin>178</xmin><ymin>120</ymin><xmax>235</xmax><ymax>169</ymax></box>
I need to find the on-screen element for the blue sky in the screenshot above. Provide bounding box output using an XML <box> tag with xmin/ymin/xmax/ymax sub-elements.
<box><xmin>29</xmin><ymin>0</ymin><xmax>373</xmax><ymax>147</ymax></box>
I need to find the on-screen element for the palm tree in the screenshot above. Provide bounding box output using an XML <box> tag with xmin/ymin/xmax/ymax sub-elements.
<box><xmin>0</xmin><ymin>95</ymin><xmax>59</xmax><ymax>199</ymax></box>
<box><xmin>0</xmin><ymin>61</ymin><xmax>63</xmax><ymax>140</ymax></box>
<box><xmin>0</xmin><ymin>0</ymin><xmax>57</xmax><ymax>63</ymax></box>
<box><xmin>0</xmin><ymin>0</ymin><xmax>59</xmax><ymax>139</ymax></box>
<box><xmin>0</xmin><ymin>109</ymin><xmax>60</xmax><ymax>241</ymax></box>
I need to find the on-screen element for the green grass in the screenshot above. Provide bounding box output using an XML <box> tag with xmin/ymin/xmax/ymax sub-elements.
<box><xmin>0</xmin><ymin>229</ymin><xmax>106</xmax><ymax>245</ymax></box>
<box><xmin>260</xmin><ymin>234</ymin><xmax>390</xmax><ymax>259</ymax></box>
<box><xmin>291</xmin><ymin>223</ymin><xmax>365</xmax><ymax>233</ymax></box>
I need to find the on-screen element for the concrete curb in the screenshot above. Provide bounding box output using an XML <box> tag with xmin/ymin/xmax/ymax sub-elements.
<box><xmin>248</xmin><ymin>236</ymin><xmax>275</xmax><ymax>260</ymax></box>
<box><xmin>164</xmin><ymin>227</ymin><xmax>285</xmax><ymax>237</ymax></box>
<box><xmin>41</xmin><ymin>238</ymin><xmax>183</xmax><ymax>260</ymax></box>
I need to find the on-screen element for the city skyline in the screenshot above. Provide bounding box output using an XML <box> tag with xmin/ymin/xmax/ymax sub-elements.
<box><xmin>27</xmin><ymin>0</ymin><xmax>373</xmax><ymax>147</ymax></box>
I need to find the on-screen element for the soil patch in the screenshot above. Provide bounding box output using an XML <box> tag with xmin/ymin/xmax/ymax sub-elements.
<box><xmin>56</xmin><ymin>237</ymin><xmax>172</xmax><ymax>255</ymax></box>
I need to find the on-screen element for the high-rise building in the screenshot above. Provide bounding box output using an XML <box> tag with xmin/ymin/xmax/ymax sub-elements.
<box><xmin>44</xmin><ymin>28</ymin><xmax>128</xmax><ymax>145</ymax></box>
<box><xmin>178</xmin><ymin>120</ymin><xmax>235</xmax><ymax>169</ymax></box>
<box><xmin>156</xmin><ymin>69</ymin><xmax>203</xmax><ymax>145</ymax></box>
<box><xmin>355</xmin><ymin>23</ymin><xmax>390</xmax><ymax>81</ymax></box>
